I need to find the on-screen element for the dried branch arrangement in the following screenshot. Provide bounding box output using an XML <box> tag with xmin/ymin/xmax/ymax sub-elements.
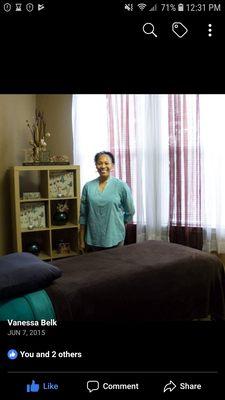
<box><xmin>26</xmin><ymin>110</ymin><xmax>51</xmax><ymax>161</ymax></box>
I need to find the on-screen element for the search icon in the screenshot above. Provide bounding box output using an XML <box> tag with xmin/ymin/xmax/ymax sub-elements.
<box><xmin>142</xmin><ymin>23</ymin><xmax>158</xmax><ymax>37</ymax></box>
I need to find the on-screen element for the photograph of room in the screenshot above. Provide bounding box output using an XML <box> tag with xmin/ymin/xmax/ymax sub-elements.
<box><xmin>0</xmin><ymin>94</ymin><xmax>225</xmax><ymax>321</ymax></box>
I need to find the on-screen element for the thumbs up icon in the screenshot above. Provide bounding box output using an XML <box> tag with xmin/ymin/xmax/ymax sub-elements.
<box><xmin>26</xmin><ymin>380</ymin><xmax>40</xmax><ymax>392</ymax></box>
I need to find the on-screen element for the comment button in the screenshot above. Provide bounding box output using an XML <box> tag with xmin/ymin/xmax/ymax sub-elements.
<box><xmin>87</xmin><ymin>380</ymin><xmax>100</xmax><ymax>393</ymax></box>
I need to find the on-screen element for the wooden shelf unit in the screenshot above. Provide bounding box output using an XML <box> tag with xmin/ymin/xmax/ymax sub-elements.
<box><xmin>10</xmin><ymin>165</ymin><xmax>80</xmax><ymax>260</ymax></box>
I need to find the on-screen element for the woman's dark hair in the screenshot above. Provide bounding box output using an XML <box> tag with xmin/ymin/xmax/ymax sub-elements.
<box><xmin>94</xmin><ymin>151</ymin><xmax>115</xmax><ymax>164</ymax></box>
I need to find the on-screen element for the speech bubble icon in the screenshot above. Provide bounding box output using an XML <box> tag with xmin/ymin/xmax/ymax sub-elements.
<box><xmin>87</xmin><ymin>380</ymin><xmax>100</xmax><ymax>393</ymax></box>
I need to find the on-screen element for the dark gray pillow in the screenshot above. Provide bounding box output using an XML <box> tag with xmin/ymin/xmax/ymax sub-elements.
<box><xmin>0</xmin><ymin>252</ymin><xmax>62</xmax><ymax>300</ymax></box>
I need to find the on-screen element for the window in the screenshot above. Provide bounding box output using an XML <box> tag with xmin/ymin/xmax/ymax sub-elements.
<box><xmin>72</xmin><ymin>94</ymin><xmax>225</xmax><ymax>251</ymax></box>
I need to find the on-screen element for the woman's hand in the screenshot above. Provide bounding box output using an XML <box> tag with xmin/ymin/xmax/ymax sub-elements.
<box><xmin>79</xmin><ymin>224</ymin><xmax>86</xmax><ymax>254</ymax></box>
<box><xmin>79</xmin><ymin>240</ymin><xmax>86</xmax><ymax>254</ymax></box>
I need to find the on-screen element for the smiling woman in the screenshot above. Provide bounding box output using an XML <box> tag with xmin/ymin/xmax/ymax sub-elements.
<box><xmin>79</xmin><ymin>151</ymin><xmax>135</xmax><ymax>252</ymax></box>
<box><xmin>95</xmin><ymin>151</ymin><xmax>115</xmax><ymax>191</ymax></box>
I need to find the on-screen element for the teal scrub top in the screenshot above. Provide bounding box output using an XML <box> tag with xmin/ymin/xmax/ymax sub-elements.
<box><xmin>79</xmin><ymin>177</ymin><xmax>135</xmax><ymax>247</ymax></box>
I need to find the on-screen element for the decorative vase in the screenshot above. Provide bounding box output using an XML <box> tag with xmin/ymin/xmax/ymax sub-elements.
<box><xmin>33</xmin><ymin>146</ymin><xmax>40</xmax><ymax>162</ymax></box>
<box><xmin>26</xmin><ymin>242</ymin><xmax>40</xmax><ymax>255</ymax></box>
<box><xmin>53</xmin><ymin>211</ymin><xmax>69</xmax><ymax>225</ymax></box>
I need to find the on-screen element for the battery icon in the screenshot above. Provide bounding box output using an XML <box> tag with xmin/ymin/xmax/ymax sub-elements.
<box><xmin>178</xmin><ymin>3</ymin><xmax>184</xmax><ymax>11</ymax></box>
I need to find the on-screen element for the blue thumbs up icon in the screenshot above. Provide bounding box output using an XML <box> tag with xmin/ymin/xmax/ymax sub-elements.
<box><xmin>7</xmin><ymin>349</ymin><xmax>18</xmax><ymax>360</ymax></box>
<box><xmin>26</xmin><ymin>380</ymin><xmax>40</xmax><ymax>393</ymax></box>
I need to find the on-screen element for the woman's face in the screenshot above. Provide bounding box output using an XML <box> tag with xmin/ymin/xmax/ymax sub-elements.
<box><xmin>96</xmin><ymin>154</ymin><xmax>114</xmax><ymax>179</ymax></box>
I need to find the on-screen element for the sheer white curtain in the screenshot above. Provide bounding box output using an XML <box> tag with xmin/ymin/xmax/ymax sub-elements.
<box><xmin>72</xmin><ymin>95</ymin><xmax>109</xmax><ymax>190</ymax></box>
<box><xmin>200</xmin><ymin>95</ymin><xmax>225</xmax><ymax>253</ymax></box>
<box><xmin>135</xmin><ymin>95</ymin><xmax>169</xmax><ymax>242</ymax></box>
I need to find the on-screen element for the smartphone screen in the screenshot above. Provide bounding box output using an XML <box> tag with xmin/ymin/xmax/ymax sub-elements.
<box><xmin>0</xmin><ymin>1</ymin><xmax>224</xmax><ymax>398</ymax></box>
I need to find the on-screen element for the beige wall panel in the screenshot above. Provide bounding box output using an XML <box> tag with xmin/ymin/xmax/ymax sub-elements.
<box><xmin>0</xmin><ymin>95</ymin><xmax>36</xmax><ymax>254</ymax></box>
<box><xmin>36</xmin><ymin>95</ymin><xmax>73</xmax><ymax>163</ymax></box>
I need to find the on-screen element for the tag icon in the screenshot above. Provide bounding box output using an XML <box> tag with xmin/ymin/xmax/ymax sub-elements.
<box><xmin>172</xmin><ymin>22</ymin><xmax>188</xmax><ymax>38</ymax></box>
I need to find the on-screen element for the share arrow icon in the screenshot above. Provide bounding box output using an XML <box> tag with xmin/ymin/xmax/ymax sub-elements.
<box><xmin>163</xmin><ymin>380</ymin><xmax>177</xmax><ymax>393</ymax></box>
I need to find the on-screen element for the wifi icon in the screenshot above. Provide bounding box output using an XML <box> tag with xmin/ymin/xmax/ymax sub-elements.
<box><xmin>137</xmin><ymin>3</ymin><xmax>147</xmax><ymax>11</ymax></box>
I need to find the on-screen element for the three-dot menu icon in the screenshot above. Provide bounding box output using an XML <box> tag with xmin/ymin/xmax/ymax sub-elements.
<box><xmin>208</xmin><ymin>24</ymin><xmax>213</xmax><ymax>37</ymax></box>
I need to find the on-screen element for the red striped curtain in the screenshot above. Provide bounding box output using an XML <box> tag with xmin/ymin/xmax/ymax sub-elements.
<box><xmin>168</xmin><ymin>95</ymin><xmax>203</xmax><ymax>249</ymax></box>
<box><xmin>106</xmin><ymin>95</ymin><xmax>135</xmax><ymax>190</ymax></box>
<box><xmin>106</xmin><ymin>95</ymin><xmax>137</xmax><ymax>233</ymax></box>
